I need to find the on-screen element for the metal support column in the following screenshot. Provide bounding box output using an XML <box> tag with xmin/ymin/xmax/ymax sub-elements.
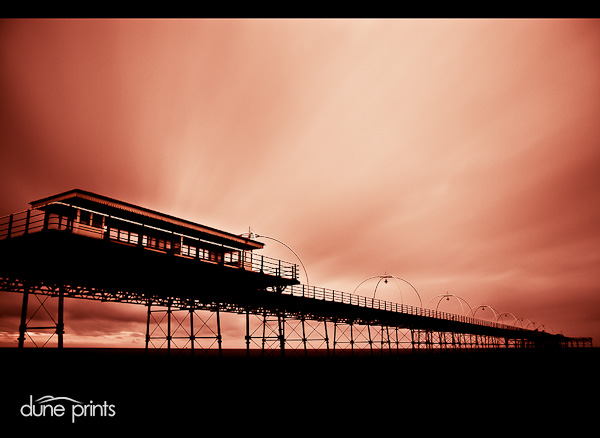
<box><xmin>333</xmin><ymin>320</ymin><xmax>355</xmax><ymax>356</ymax></box>
<box><xmin>261</xmin><ymin>311</ymin><xmax>267</xmax><ymax>356</ymax></box>
<box><xmin>258</xmin><ymin>310</ymin><xmax>285</xmax><ymax>357</ymax></box>
<box><xmin>301</xmin><ymin>315</ymin><xmax>308</xmax><ymax>357</ymax></box>
<box><xmin>382</xmin><ymin>325</ymin><xmax>391</xmax><ymax>355</ymax></box>
<box><xmin>350</xmin><ymin>322</ymin><xmax>354</xmax><ymax>356</ymax></box>
<box><xmin>18</xmin><ymin>284</ymin><xmax>29</xmax><ymax>349</ymax></box>
<box><xmin>16</xmin><ymin>284</ymin><xmax>65</xmax><ymax>348</ymax></box>
<box><xmin>57</xmin><ymin>286</ymin><xmax>64</xmax><ymax>349</ymax></box>
<box><xmin>278</xmin><ymin>313</ymin><xmax>285</xmax><ymax>358</ymax></box>
<box><xmin>216</xmin><ymin>305</ymin><xmax>223</xmax><ymax>358</ymax></box>
<box><xmin>324</xmin><ymin>319</ymin><xmax>330</xmax><ymax>356</ymax></box>
<box><xmin>167</xmin><ymin>302</ymin><xmax>172</xmax><ymax>355</ymax></box>
<box><xmin>189</xmin><ymin>305</ymin><xmax>194</xmax><ymax>356</ymax></box>
<box><xmin>411</xmin><ymin>328</ymin><xmax>423</xmax><ymax>352</ymax></box>
<box><xmin>145</xmin><ymin>300</ymin><xmax>152</xmax><ymax>354</ymax></box>
<box><xmin>246</xmin><ymin>309</ymin><xmax>251</xmax><ymax>357</ymax></box>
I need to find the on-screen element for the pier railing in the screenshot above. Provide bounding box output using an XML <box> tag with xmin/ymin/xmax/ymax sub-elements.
<box><xmin>0</xmin><ymin>209</ymin><xmax>298</xmax><ymax>281</ymax></box>
<box><xmin>285</xmin><ymin>284</ymin><xmax>532</xmax><ymax>335</ymax></box>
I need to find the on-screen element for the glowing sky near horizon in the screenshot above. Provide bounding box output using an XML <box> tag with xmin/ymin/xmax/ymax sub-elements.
<box><xmin>0</xmin><ymin>19</ymin><xmax>599</xmax><ymax>347</ymax></box>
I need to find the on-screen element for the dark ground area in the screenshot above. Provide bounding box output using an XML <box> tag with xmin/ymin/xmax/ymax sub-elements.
<box><xmin>1</xmin><ymin>347</ymin><xmax>598</xmax><ymax>433</ymax></box>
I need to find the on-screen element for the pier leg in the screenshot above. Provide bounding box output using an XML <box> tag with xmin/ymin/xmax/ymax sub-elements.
<box><xmin>350</xmin><ymin>323</ymin><xmax>354</xmax><ymax>356</ymax></box>
<box><xmin>246</xmin><ymin>310</ymin><xmax>250</xmax><ymax>357</ymax></box>
<box><xmin>189</xmin><ymin>306</ymin><xmax>194</xmax><ymax>356</ymax></box>
<box><xmin>324</xmin><ymin>319</ymin><xmax>330</xmax><ymax>356</ymax></box>
<box><xmin>301</xmin><ymin>315</ymin><xmax>307</xmax><ymax>357</ymax></box>
<box><xmin>167</xmin><ymin>303</ymin><xmax>172</xmax><ymax>355</ymax></box>
<box><xmin>333</xmin><ymin>322</ymin><xmax>337</xmax><ymax>356</ymax></box>
<box><xmin>216</xmin><ymin>305</ymin><xmax>222</xmax><ymax>358</ymax></box>
<box><xmin>278</xmin><ymin>314</ymin><xmax>285</xmax><ymax>358</ymax></box>
<box><xmin>57</xmin><ymin>287</ymin><xmax>64</xmax><ymax>349</ymax></box>
<box><xmin>18</xmin><ymin>285</ymin><xmax>29</xmax><ymax>349</ymax></box>
<box><xmin>145</xmin><ymin>301</ymin><xmax>152</xmax><ymax>353</ymax></box>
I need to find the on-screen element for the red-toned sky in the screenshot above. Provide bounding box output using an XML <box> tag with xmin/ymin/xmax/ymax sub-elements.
<box><xmin>1</xmin><ymin>19</ymin><xmax>599</xmax><ymax>348</ymax></box>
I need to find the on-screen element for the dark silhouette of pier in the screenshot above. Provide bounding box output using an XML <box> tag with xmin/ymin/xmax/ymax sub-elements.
<box><xmin>0</xmin><ymin>189</ymin><xmax>592</xmax><ymax>357</ymax></box>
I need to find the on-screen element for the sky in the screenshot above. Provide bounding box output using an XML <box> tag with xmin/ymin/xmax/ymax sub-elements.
<box><xmin>0</xmin><ymin>18</ymin><xmax>599</xmax><ymax>348</ymax></box>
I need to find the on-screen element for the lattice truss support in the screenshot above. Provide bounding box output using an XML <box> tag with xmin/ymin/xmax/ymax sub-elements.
<box><xmin>328</xmin><ymin>325</ymin><xmax>544</xmax><ymax>354</ymax></box>
<box><xmin>244</xmin><ymin>310</ymin><xmax>331</xmax><ymax>357</ymax></box>
<box><xmin>145</xmin><ymin>301</ymin><xmax>223</xmax><ymax>357</ymax></box>
<box><xmin>2</xmin><ymin>277</ymin><xmax>592</xmax><ymax>351</ymax></box>
<box><xmin>332</xmin><ymin>321</ymin><xmax>415</xmax><ymax>356</ymax></box>
<box><xmin>16</xmin><ymin>283</ymin><xmax>65</xmax><ymax>349</ymax></box>
<box><xmin>409</xmin><ymin>330</ymin><xmax>537</xmax><ymax>351</ymax></box>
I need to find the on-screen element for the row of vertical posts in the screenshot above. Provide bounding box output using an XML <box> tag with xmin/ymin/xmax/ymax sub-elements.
<box><xmin>144</xmin><ymin>300</ymin><xmax>222</xmax><ymax>357</ymax></box>
<box><xmin>3</xmin><ymin>210</ymin><xmax>33</xmax><ymax>239</ymax></box>
<box><xmin>244</xmin><ymin>311</ymin><xmax>331</xmax><ymax>358</ymax></box>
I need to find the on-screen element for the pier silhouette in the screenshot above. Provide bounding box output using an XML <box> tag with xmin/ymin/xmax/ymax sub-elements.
<box><xmin>0</xmin><ymin>189</ymin><xmax>592</xmax><ymax>355</ymax></box>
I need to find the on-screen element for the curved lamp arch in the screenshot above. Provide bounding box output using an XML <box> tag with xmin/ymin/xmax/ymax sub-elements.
<box><xmin>525</xmin><ymin>320</ymin><xmax>552</xmax><ymax>333</ymax></box>
<box><xmin>425</xmin><ymin>294</ymin><xmax>472</xmax><ymax>316</ymax></box>
<box><xmin>470</xmin><ymin>305</ymin><xmax>500</xmax><ymax>321</ymax></box>
<box><xmin>353</xmin><ymin>274</ymin><xmax>422</xmax><ymax>307</ymax></box>
<box><xmin>241</xmin><ymin>229</ymin><xmax>309</xmax><ymax>288</ymax></box>
<box><xmin>496</xmin><ymin>312</ymin><xmax>520</xmax><ymax>326</ymax></box>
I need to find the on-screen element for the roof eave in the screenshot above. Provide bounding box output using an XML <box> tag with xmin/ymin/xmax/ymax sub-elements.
<box><xmin>29</xmin><ymin>189</ymin><xmax>264</xmax><ymax>251</ymax></box>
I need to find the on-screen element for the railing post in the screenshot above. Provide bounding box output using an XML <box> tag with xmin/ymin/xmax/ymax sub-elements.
<box><xmin>43</xmin><ymin>211</ymin><xmax>50</xmax><ymax>231</ymax></box>
<box><xmin>24</xmin><ymin>210</ymin><xmax>31</xmax><ymax>235</ymax></box>
<box><xmin>138</xmin><ymin>224</ymin><xmax>145</xmax><ymax>248</ymax></box>
<box><xmin>104</xmin><ymin>216</ymin><xmax>111</xmax><ymax>240</ymax></box>
<box><xmin>7</xmin><ymin>214</ymin><xmax>13</xmax><ymax>238</ymax></box>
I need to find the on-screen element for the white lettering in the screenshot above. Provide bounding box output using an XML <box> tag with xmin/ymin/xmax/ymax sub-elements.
<box><xmin>20</xmin><ymin>395</ymin><xmax>66</xmax><ymax>418</ymax></box>
<box><xmin>71</xmin><ymin>404</ymin><xmax>85</xmax><ymax>423</ymax></box>
<box><xmin>21</xmin><ymin>395</ymin><xmax>116</xmax><ymax>422</ymax></box>
<box><xmin>54</xmin><ymin>404</ymin><xmax>65</xmax><ymax>417</ymax></box>
<box><xmin>20</xmin><ymin>395</ymin><xmax>33</xmax><ymax>417</ymax></box>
